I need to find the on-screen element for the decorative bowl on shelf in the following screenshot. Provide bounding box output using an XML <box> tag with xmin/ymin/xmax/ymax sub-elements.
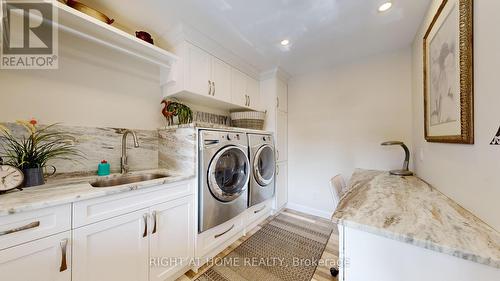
<box><xmin>66</xmin><ymin>0</ymin><xmax>114</xmax><ymax>25</ymax></box>
<box><xmin>135</xmin><ymin>31</ymin><xmax>154</xmax><ymax>45</ymax></box>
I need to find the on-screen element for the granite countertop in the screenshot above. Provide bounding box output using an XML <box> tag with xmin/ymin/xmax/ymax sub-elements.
<box><xmin>332</xmin><ymin>169</ymin><xmax>500</xmax><ymax>269</ymax></box>
<box><xmin>0</xmin><ymin>169</ymin><xmax>195</xmax><ymax>216</ymax></box>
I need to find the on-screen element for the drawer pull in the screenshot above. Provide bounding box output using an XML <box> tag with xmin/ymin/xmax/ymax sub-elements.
<box><xmin>254</xmin><ymin>206</ymin><xmax>266</xmax><ymax>214</ymax></box>
<box><xmin>143</xmin><ymin>214</ymin><xmax>149</xmax><ymax>238</ymax></box>
<box><xmin>0</xmin><ymin>221</ymin><xmax>40</xmax><ymax>236</ymax></box>
<box><xmin>152</xmin><ymin>211</ymin><xmax>158</xmax><ymax>234</ymax></box>
<box><xmin>214</xmin><ymin>224</ymin><xmax>234</xmax><ymax>239</ymax></box>
<box><xmin>59</xmin><ymin>239</ymin><xmax>68</xmax><ymax>272</ymax></box>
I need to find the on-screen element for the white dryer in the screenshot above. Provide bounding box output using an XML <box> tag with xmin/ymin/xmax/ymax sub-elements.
<box><xmin>248</xmin><ymin>133</ymin><xmax>276</xmax><ymax>207</ymax></box>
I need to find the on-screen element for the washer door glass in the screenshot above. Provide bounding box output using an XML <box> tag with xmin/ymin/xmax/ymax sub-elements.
<box><xmin>208</xmin><ymin>146</ymin><xmax>249</xmax><ymax>202</ymax></box>
<box><xmin>254</xmin><ymin>145</ymin><xmax>275</xmax><ymax>186</ymax></box>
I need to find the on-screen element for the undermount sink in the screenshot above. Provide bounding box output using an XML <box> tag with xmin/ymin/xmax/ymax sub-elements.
<box><xmin>90</xmin><ymin>173</ymin><xmax>169</xmax><ymax>188</ymax></box>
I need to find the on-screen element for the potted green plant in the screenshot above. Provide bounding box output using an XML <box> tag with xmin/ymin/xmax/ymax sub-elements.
<box><xmin>0</xmin><ymin>119</ymin><xmax>84</xmax><ymax>187</ymax></box>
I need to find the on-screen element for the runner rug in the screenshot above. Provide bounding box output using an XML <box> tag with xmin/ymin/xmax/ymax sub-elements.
<box><xmin>196</xmin><ymin>212</ymin><xmax>334</xmax><ymax>281</ymax></box>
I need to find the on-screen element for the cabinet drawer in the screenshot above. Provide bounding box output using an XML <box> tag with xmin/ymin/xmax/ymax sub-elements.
<box><xmin>0</xmin><ymin>231</ymin><xmax>71</xmax><ymax>281</ymax></box>
<box><xmin>246</xmin><ymin>200</ymin><xmax>272</xmax><ymax>230</ymax></box>
<box><xmin>73</xmin><ymin>180</ymin><xmax>193</xmax><ymax>228</ymax></box>
<box><xmin>197</xmin><ymin>214</ymin><xmax>244</xmax><ymax>257</ymax></box>
<box><xmin>0</xmin><ymin>204</ymin><xmax>71</xmax><ymax>250</ymax></box>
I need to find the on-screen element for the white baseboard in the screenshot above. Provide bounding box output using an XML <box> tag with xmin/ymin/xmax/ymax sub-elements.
<box><xmin>286</xmin><ymin>202</ymin><xmax>332</xmax><ymax>219</ymax></box>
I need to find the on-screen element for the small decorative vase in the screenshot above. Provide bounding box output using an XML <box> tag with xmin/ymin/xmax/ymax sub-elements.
<box><xmin>22</xmin><ymin>167</ymin><xmax>45</xmax><ymax>187</ymax></box>
<box><xmin>22</xmin><ymin>166</ymin><xmax>56</xmax><ymax>187</ymax></box>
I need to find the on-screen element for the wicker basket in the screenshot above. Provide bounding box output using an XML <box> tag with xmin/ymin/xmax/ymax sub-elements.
<box><xmin>230</xmin><ymin>111</ymin><xmax>266</xmax><ymax>130</ymax></box>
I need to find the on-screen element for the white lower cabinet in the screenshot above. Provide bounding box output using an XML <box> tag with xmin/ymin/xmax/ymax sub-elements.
<box><xmin>72</xmin><ymin>195</ymin><xmax>195</xmax><ymax>281</ymax></box>
<box><xmin>72</xmin><ymin>209</ymin><xmax>149</xmax><ymax>281</ymax></box>
<box><xmin>275</xmin><ymin>162</ymin><xmax>288</xmax><ymax>210</ymax></box>
<box><xmin>0</xmin><ymin>231</ymin><xmax>71</xmax><ymax>281</ymax></box>
<box><xmin>150</xmin><ymin>196</ymin><xmax>194</xmax><ymax>281</ymax></box>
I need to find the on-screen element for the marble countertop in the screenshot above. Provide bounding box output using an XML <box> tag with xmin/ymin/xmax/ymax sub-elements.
<box><xmin>332</xmin><ymin>169</ymin><xmax>500</xmax><ymax>269</ymax></box>
<box><xmin>161</xmin><ymin>122</ymin><xmax>273</xmax><ymax>135</ymax></box>
<box><xmin>0</xmin><ymin>169</ymin><xmax>195</xmax><ymax>216</ymax></box>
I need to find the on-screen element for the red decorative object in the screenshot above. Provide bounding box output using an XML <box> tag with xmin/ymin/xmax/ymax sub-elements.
<box><xmin>135</xmin><ymin>31</ymin><xmax>154</xmax><ymax>45</ymax></box>
<box><xmin>161</xmin><ymin>100</ymin><xmax>175</xmax><ymax>126</ymax></box>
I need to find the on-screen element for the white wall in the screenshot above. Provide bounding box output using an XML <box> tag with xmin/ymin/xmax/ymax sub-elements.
<box><xmin>0</xmin><ymin>32</ymin><xmax>164</xmax><ymax>130</ymax></box>
<box><xmin>288</xmin><ymin>49</ymin><xmax>413</xmax><ymax>216</ymax></box>
<box><xmin>412</xmin><ymin>0</ymin><xmax>500</xmax><ymax>230</ymax></box>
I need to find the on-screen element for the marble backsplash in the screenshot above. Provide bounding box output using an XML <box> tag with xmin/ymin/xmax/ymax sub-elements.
<box><xmin>1</xmin><ymin>113</ymin><xmax>230</xmax><ymax>178</ymax></box>
<box><xmin>0</xmin><ymin>123</ymin><xmax>159</xmax><ymax>176</ymax></box>
<box><xmin>158</xmin><ymin>128</ymin><xmax>196</xmax><ymax>176</ymax></box>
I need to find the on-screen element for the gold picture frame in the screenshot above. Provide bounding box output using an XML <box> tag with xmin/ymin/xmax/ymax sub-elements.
<box><xmin>423</xmin><ymin>0</ymin><xmax>473</xmax><ymax>144</ymax></box>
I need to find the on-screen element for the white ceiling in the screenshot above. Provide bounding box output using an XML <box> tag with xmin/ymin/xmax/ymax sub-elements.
<box><xmin>83</xmin><ymin>0</ymin><xmax>431</xmax><ymax>76</ymax></box>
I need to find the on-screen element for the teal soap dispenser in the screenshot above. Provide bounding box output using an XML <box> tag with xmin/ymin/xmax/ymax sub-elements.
<box><xmin>97</xmin><ymin>160</ymin><xmax>111</xmax><ymax>176</ymax></box>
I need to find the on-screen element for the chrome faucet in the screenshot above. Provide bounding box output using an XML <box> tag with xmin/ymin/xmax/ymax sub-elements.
<box><xmin>121</xmin><ymin>130</ymin><xmax>140</xmax><ymax>174</ymax></box>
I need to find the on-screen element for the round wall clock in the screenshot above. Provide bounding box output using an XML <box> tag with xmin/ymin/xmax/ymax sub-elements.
<box><xmin>0</xmin><ymin>165</ymin><xmax>24</xmax><ymax>192</ymax></box>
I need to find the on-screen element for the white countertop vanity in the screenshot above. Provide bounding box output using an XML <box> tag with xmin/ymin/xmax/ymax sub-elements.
<box><xmin>333</xmin><ymin>170</ymin><xmax>500</xmax><ymax>281</ymax></box>
<box><xmin>0</xmin><ymin>170</ymin><xmax>196</xmax><ymax>281</ymax></box>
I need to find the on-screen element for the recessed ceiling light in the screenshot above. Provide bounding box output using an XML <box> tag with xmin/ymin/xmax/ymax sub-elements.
<box><xmin>378</xmin><ymin>2</ymin><xmax>393</xmax><ymax>12</ymax></box>
<box><xmin>280</xmin><ymin>39</ymin><xmax>290</xmax><ymax>46</ymax></box>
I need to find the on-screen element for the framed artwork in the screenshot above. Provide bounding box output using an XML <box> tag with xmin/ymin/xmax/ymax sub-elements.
<box><xmin>423</xmin><ymin>0</ymin><xmax>473</xmax><ymax>144</ymax></box>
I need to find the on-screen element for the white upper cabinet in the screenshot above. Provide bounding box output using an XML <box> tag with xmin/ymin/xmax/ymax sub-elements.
<box><xmin>231</xmin><ymin>68</ymin><xmax>260</xmax><ymax>109</ymax></box>
<box><xmin>247</xmin><ymin>76</ymin><xmax>260</xmax><ymax>109</ymax></box>
<box><xmin>231</xmin><ymin>68</ymin><xmax>248</xmax><ymax>107</ymax></box>
<box><xmin>211</xmin><ymin>57</ymin><xmax>232</xmax><ymax>102</ymax></box>
<box><xmin>165</xmin><ymin>42</ymin><xmax>260</xmax><ymax>111</ymax></box>
<box><xmin>277</xmin><ymin>78</ymin><xmax>288</xmax><ymax>113</ymax></box>
<box><xmin>185</xmin><ymin>43</ymin><xmax>212</xmax><ymax>96</ymax></box>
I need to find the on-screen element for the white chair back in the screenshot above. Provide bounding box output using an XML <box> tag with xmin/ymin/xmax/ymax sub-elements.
<box><xmin>329</xmin><ymin>174</ymin><xmax>347</xmax><ymax>210</ymax></box>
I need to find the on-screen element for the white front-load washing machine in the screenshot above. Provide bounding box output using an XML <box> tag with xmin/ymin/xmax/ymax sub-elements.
<box><xmin>198</xmin><ymin>130</ymin><xmax>250</xmax><ymax>233</ymax></box>
<box><xmin>248</xmin><ymin>133</ymin><xmax>276</xmax><ymax>207</ymax></box>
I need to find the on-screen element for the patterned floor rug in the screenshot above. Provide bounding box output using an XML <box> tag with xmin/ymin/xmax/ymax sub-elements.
<box><xmin>196</xmin><ymin>213</ymin><xmax>334</xmax><ymax>281</ymax></box>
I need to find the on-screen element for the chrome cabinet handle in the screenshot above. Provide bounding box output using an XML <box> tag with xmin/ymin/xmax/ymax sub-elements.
<box><xmin>248</xmin><ymin>96</ymin><xmax>251</xmax><ymax>107</ymax></box>
<box><xmin>245</xmin><ymin>95</ymin><xmax>249</xmax><ymax>106</ymax></box>
<box><xmin>214</xmin><ymin>224</ymin><xmax>234</xmax><ymax>239</ymax></box>
<box><xmin>208</xmin><ymin>80</ymin><xmax>212</xmax><ymax>96</ymax></box>
<box><xmin>276</xmin><ymin>150</ymin><xmax>280</xmax><ymax>161</ymax></box>
<box><xmin>0</xmin><ymin>221</ymin><xmax>40</xmax><ymax>236</ymax></box>
<box><xmin>152</xmin><ymin>211</ymin><xmax>158</xmax><ymax>234</ymax></box>
<box><xmin>276</xmin><ymin>165</ymin><xmax>280</xmax><ymax>175</ymax></box>
<box><xmin>212</xmin><ymin>81</ymin><xmax>216</xmax><ymax>96</ymax></box>
<box><xmin>254</xmin><ymin>206</ymin><xmax>266</xmax><ymax>214</ymax></box>
<box><xmin>277</xmin><ymin>97</ymin><xmax>280</xmax><ymax>108</ymax></box>
<box><xmin>59</xmin><ymin>239</ymin><xmax>68</xmax><ymax>272</ymax></box>
<box><xmin>143</xmin><ymin>214</ymin><xmax>149</xmax><ymax>238</ymax></box>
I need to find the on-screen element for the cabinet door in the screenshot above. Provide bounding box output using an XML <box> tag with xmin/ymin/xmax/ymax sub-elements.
<box><xmin>73</xmin><ymin>209</ymin><xmax>149</xmax><ymax>281</ymax></box>
<box><xmin>186</xmin><ymin>44</ymin><xmax>212</xmax><ymax>96</ymax></box>
<box><xmin>0</xmin><ymin>231</ymin><xmax>71</xmax><ymax>281</ymax></box>
<box><xmin>277</xmin><ymin>78</ymin><xmax>288</xmax><ymax>112</ymax></box>
<box><xmin>231</xmin><ymin>68</ymin><xmax>248</xmax><ymax>107</ymax></box>
<box><xmin>275</xmin><ymin>162</ymin><xmax>288</xmax><ymax>210</ymax></box>
<box><xmin>211</xmin><ymin>57</ymin><xmax>232</xmax><ymax>102</ymax></box>
<box><xmin>246</xmin><ymin>77</ymin><xmax>260</xmax><ymax>109</ymax></box>
<box><xmin>276</xmin><ymin>111</ymin><xmax>288</xmax><ymax>162</ymax></box>
<box><xmin>150</xmin><ymin>196</ymin><xmax>194</xmax><ymax>281</ymax></box>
